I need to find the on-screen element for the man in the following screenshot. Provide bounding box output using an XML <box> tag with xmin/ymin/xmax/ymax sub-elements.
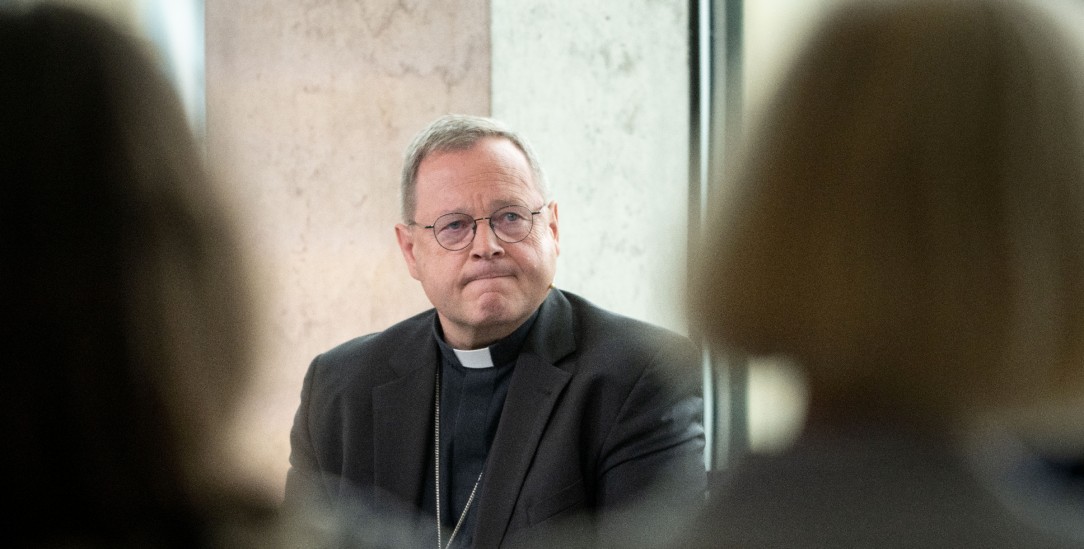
<box><xmin>285</xmin><ymin>114</ymin><xmax>705</xmax><ymax>548</ymax></box>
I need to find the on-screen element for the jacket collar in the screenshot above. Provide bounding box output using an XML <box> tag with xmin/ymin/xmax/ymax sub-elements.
<box><xmin>472</xmin><ymin>289</ymin><xmax>576</xmax><ymax>547</ymax></box>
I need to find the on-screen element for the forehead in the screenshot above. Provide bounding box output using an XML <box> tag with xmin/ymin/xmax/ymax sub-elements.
<box><xmin>415</xmin><ymin>137</ymin><xmax>540</xmax><ymax>211</ymax></box>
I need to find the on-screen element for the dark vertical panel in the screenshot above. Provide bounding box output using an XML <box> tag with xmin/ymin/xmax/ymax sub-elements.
<box><xmin>696</xmin><ymin>0</ymin><xmax>747</xmax><ymax>472</ymax></box>
<box><xmin>721</xmin><ymin>0</ymin><xmax>749</xmax><ymax>470</ymax></box>
<box><xmin>687</xmin><ymin>0</ymin><xmax>715</xmax><ymax>474</ymax></box>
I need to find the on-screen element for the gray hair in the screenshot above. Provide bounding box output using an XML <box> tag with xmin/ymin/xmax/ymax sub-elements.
<box><xmin>400</xmin><ymin>114</ymin><xmax>549</xmax><ymax>222</ymax></box>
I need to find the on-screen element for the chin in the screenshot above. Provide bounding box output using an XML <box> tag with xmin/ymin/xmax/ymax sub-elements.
<box><xmin>470</xmin><ymin>297</ymin><xmax>527</xmax><ymax>325</ymax></box>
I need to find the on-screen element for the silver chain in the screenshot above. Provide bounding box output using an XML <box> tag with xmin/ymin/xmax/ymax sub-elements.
<box><xmin>435</xmin><ymin>367</ymin><xmax>483</xmax><ymax>549</ymax></box>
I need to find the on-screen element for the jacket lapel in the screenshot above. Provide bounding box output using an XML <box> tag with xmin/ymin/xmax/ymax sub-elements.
<box><xmin>471</xmin><ymin>290</ymin><xmax>576</xmax><ymax>547</ymax></box>
<box><xmin>372</xmin><ymin>332</ymin><xmax>438</xmax><ymax>516</ymax></box>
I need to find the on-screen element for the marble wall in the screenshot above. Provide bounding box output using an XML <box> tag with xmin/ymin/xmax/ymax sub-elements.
<box><xmin>206</xmin><ymin>0</ymin><xmax>691</xmax><ymax>497</ymax></box>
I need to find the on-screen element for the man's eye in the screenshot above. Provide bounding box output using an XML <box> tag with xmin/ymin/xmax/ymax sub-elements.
<box><xmin>498</xmin><ymin>211</ymin><xmax>525</xmax><ymax>223</ymax></box>
<box><xmin>440</xmin><ymin>219</ymin><xmax>469</xmax><ymax>232</ymax></box>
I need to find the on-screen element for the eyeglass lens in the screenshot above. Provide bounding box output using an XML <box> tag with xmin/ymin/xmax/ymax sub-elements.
<box><xmin>432</xmin><ymin>205</ymin><xmax>536</xmax><ymax>250</ymax></box>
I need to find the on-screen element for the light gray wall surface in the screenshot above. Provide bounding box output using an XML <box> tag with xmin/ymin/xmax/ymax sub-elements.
<box><xmin>492</xmin><ymin>1</ymin><xmax>692</xmax><ymax>335</ymax></box>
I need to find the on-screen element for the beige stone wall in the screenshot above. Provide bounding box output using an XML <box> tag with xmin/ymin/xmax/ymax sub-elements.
<box><xmin>205</xmin><ymin>0</ymin><xmax>490</xmax><ymax>498</ymax></box>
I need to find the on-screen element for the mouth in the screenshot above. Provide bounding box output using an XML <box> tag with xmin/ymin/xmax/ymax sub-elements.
<box><xmin>464</xmin><ymin>271</ymin><xmax>514</xmax><ymax>285</ymax></box>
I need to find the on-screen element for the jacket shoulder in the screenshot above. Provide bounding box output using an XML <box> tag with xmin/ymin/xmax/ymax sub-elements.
<box><xmin>307</xmin><ymin>308</ymin><xmax>435</xmax><ymax>387</ymax></box>
<box><xmin>553</xmin><ymin>290</ymin><xmax>700</xmax><ymax>383</ymax></box>
<box><xmin>561</xmin><ymin>290</ymin><xmax>695</xmax><ymax>350</ymax></box>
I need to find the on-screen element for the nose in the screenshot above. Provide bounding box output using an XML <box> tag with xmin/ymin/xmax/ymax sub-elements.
<box><xmin>470</xmin><ymin>218</ymin><xmax>504</xmax><ymax>258</ymax></box>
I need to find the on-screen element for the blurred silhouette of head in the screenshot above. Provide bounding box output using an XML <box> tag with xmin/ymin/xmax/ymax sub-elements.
<box><xmin>1</xmin><ymin>4</ymin><xmax>253</xmax><ymax>545</ymax></box>
<box><xmin>693</xmin><ymin>0</ymin><xmax>1084</xmax><ymax>431</ymax></box>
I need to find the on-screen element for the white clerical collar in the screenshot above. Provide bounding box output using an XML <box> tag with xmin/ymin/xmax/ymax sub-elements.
<box><xmin>453</xmin><ymin>347</ymin><xmax>495</xmax><ymax>369</ymax></box>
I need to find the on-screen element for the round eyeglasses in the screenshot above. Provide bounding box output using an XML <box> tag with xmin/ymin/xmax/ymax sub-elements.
<box><xmin>419</xmin><ymin>204</ymin><xmax>544</xmax><ymax>251</ymax></box>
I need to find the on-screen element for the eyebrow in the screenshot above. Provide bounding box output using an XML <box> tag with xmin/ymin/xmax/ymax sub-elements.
<box><xmin>436</xmin><ymin>199</ymin><xmax>533</xmax><ymax>218</ymax></box>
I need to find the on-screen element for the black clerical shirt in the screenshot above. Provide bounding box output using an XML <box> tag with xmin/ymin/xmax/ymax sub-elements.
<box><xmin>422</xmin><ymin>311</ymin><xmax>538</xmax><ymax>548</ymax></box>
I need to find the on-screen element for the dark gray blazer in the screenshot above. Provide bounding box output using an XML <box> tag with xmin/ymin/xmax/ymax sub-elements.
<box><xmin>285</xmin><ymin>289</ymin><xmax>706</xmax><ymax>548</ymax></box>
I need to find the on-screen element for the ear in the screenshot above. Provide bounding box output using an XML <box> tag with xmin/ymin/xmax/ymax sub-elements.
<box><xmin>547</xmin><ymin>201</ymin><xmax>560</xmax><ymax>256</ymax></box>
<box><xmin>395</xmin><ymin>223</ymin><xmax>421</xmax><ymax>280</ymax></box>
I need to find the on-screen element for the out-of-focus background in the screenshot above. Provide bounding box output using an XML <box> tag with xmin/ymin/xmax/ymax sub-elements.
<box><xmin>11</xmin><ymin>0</ymin><xmax>846</xmax><ymax>500</ymax></box>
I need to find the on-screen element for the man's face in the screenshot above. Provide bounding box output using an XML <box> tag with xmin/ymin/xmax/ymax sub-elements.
<box><xmin>395</xmin><ymin>136</ymin><xmax>559</xmax><ymax>349</ymax></box>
